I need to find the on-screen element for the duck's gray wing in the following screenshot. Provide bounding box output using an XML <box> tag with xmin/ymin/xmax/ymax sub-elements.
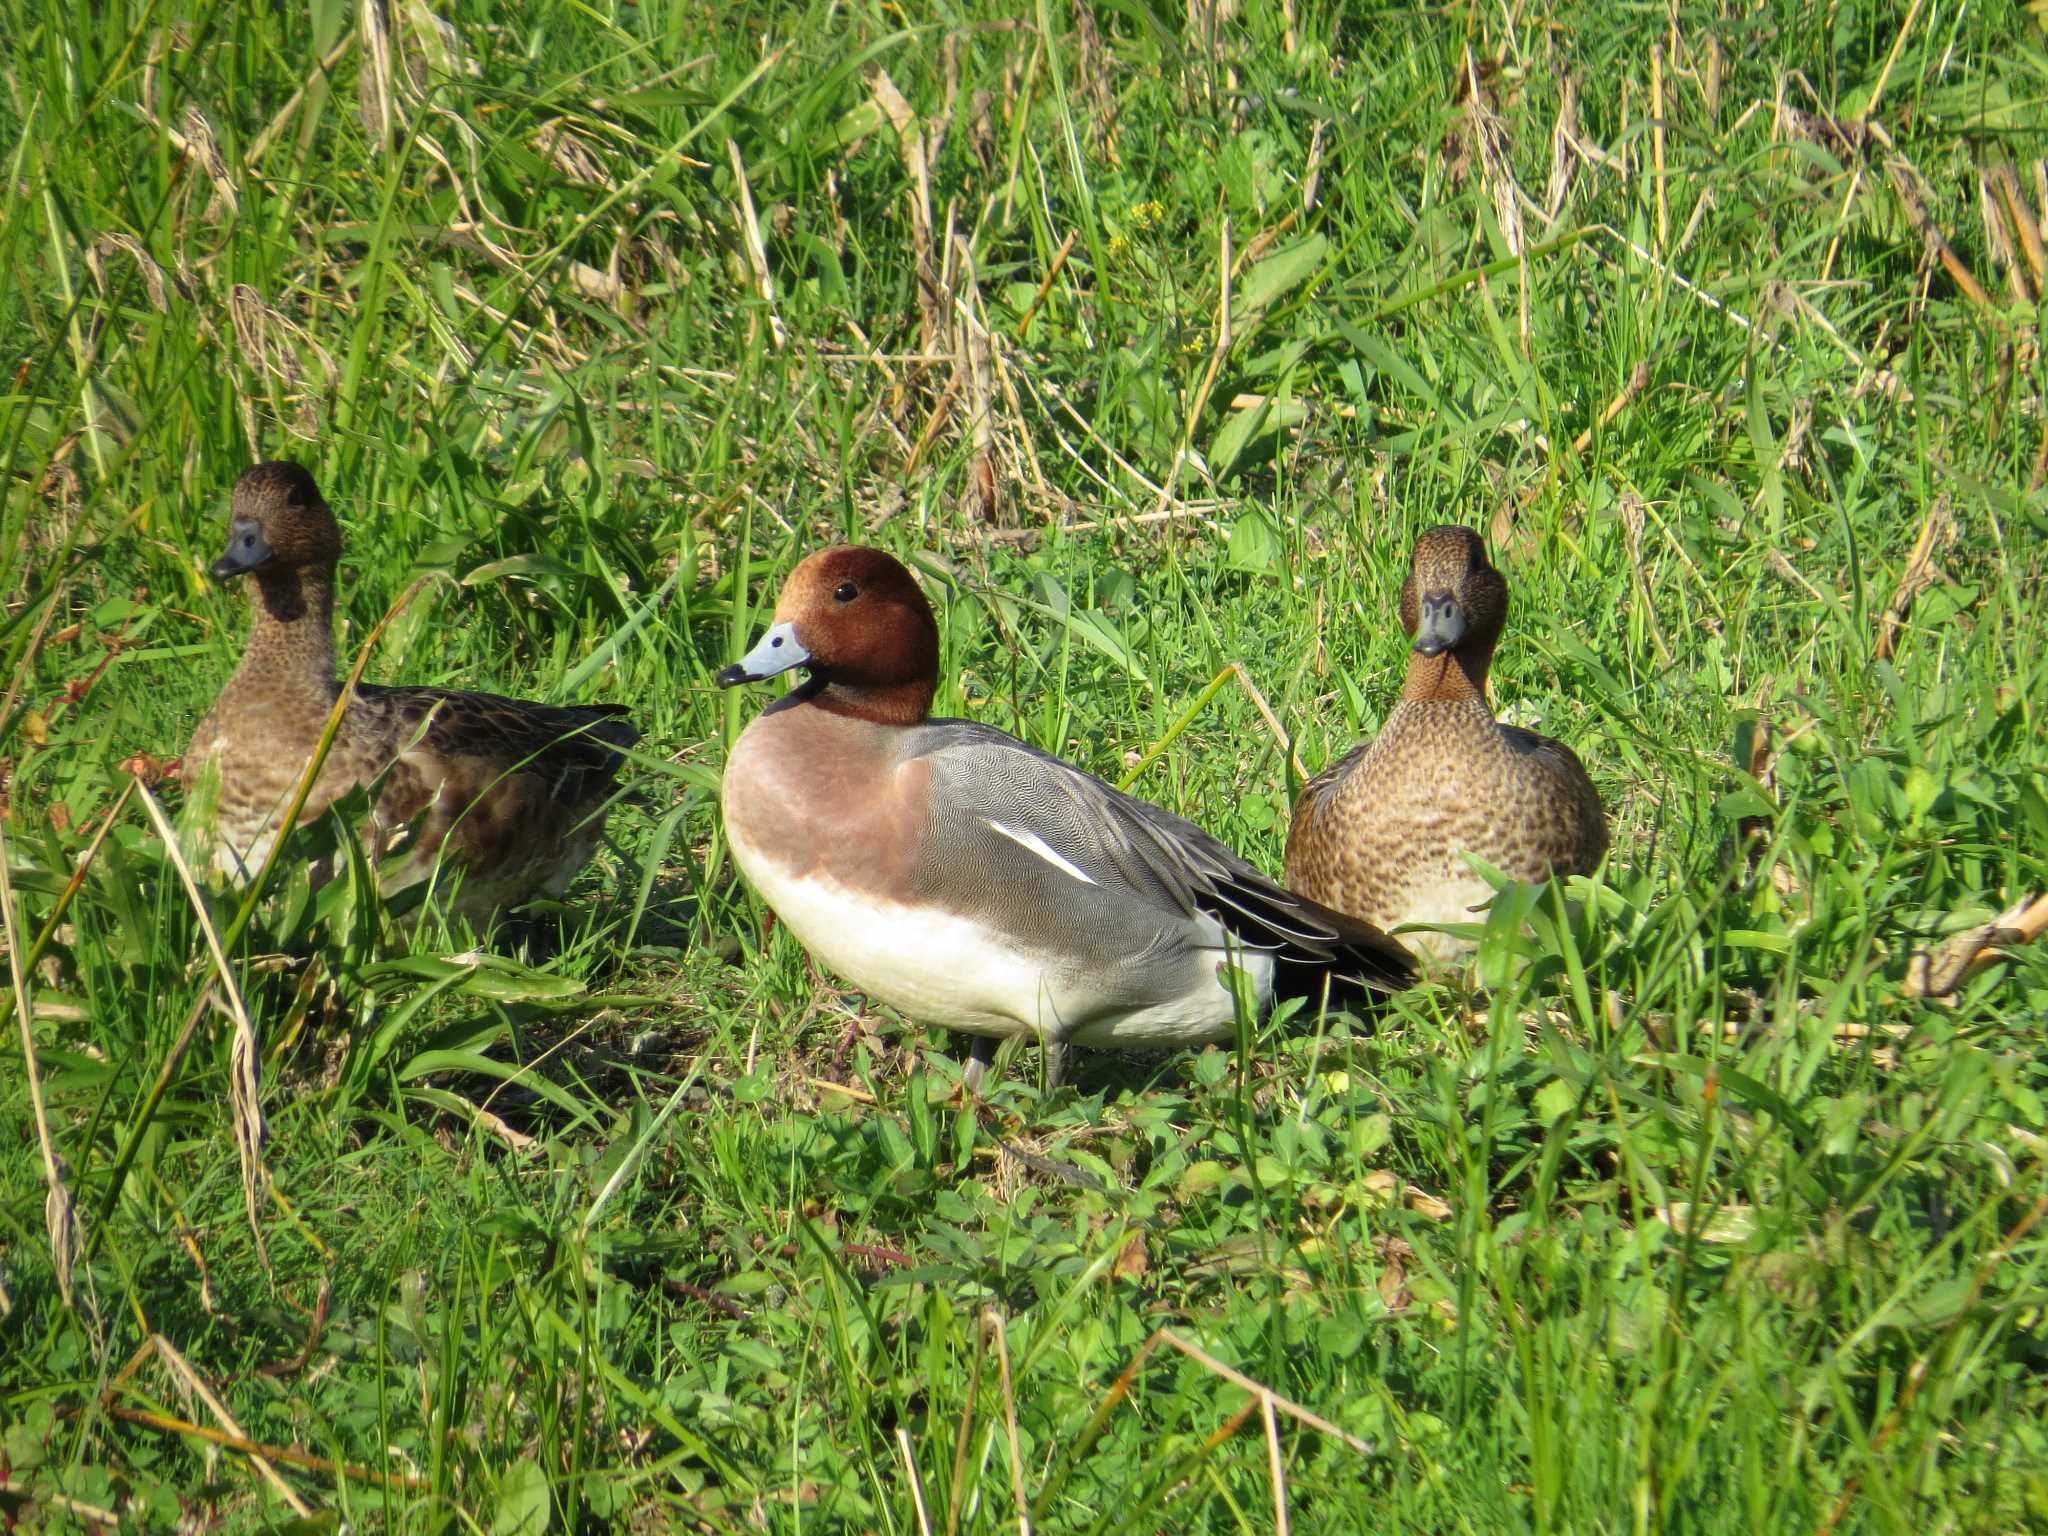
<box><xmin>910</xmin><ymin>720</ymin><xmax>1413</xmax><ymax>995</ymax></box>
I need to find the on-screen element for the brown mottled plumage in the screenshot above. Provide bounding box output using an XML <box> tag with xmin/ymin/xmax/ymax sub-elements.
<box><xmin>184</xmin><ymin>461</ymin><xmax>637</xmax><ymax>918</ymax></box>
<box><xmin>1284</xmin><ymin>525</ymin><xmax>1605</xmax><ymax>958</ymax></box>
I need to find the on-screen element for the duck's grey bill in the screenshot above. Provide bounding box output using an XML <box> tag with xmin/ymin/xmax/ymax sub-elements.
<box><xmin>716</xmin><ymin>621</ymin><xmax>810</xmax><ymax>687</ymax></box>
<box><xmin>210</xmin><ymin>516</ymin><xmax>275</xmax><ymax>582</ymax></box>
<box><xmin>1412</xmin><ymin>593</ymin><xmax>1466</xmax><ymax>657</ymax></box>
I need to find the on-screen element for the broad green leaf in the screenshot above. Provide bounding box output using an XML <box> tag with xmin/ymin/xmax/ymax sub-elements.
<box><xmin>1236</xmin><ymin>233</ymin><xmax>1328</xmax><ymax>320</ymax></box>
<box><xmin>1210</xmin><ymin>396</ymin><xmax>1306</xmax><ymax>483</ymax></box>
<box><xmin>492</xmin><ymin>1458</ymin><xmax>551</xmax><ymax>1536</ymax></box>
<box><xmin>1223</xmin><ymin>510</ymin><xmax>1283</xmax><ymax>574</ymax></box>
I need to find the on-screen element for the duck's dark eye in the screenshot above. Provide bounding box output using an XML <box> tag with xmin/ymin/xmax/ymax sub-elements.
<box><xmin>833</xmin><ymin>581</ymin><xmax>858</xmax><ymax>603</ymax></box>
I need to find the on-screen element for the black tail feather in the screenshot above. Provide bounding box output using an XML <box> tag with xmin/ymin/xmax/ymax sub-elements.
<box><xmin>1209</xmin><ymin>875</ymin><xmax>1415</xmax><ymax>1002</ymax></box>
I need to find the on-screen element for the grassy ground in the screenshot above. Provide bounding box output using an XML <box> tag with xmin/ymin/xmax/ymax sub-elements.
<box><xmin>3</xmin><ymin>0</ymin><xmax>2046</xmax><ymax>1529</ymax></box>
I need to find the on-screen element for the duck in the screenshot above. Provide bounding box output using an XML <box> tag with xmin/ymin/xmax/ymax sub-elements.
<box><xmin>183</xmin><ymin>460</ymin><xmax>637</xmax><ymax>919</ymax></box>
<box><xmin>1283</xmin><ymin>524</ymin><xmax>1606</xmax><ymax>958</ymax></box>
<box><xmin>715</xmin><ymin>545</ymin><xmax>1414</xmax><ymax>1087</ymax></box>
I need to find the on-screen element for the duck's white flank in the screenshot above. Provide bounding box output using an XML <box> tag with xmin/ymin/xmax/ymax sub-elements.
<box><xmin>726</xmin><ymin>817</ymin><xmax>1270</xmax><ymax>1048</ymax></box>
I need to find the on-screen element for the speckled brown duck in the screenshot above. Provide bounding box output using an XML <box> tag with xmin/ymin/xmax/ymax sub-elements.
<box><xmin>1284</xmin><ymin>525</ymin><xmax>1605</xmax><ymax>958</ymax></box>
<box><xmin>184</xmin><ymin>461</ymin><xmax>637</xmax><ymax>918</ymax></box>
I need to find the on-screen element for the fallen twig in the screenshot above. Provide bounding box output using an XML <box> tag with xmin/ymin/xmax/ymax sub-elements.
<box><xmin>105</xmin><ymin>1402</ymin><xmax>426</xmax><ymax>1493</ymax></box>
<box><xmin>1905</xmin><ymin>893</ymin><xmax>2048</xmax><ymax>999</ymax></box>
<box><xmin>1874</xmin><ymin>496</ymin><xmax>1956</xmax><ymax>662</ymax></box>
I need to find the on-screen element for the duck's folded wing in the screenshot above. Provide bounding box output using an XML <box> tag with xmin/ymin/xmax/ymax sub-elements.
<box><xmin>1295</xmin><ymin>739</ymin><xmax>1370</xmax><ymax>806</ymax></box>
<box><xmin>355</xmin><ymin>685</ymin><xmax>637</xmax><ymax>799</ymax></box>
<box><xmin>1499</xmin><ymin>724</ymin><xmax>1608</xmax><ymax>869</ymax></box>
<box><xmin>914</xmin><ymin>721</ymin><xmax>1412</xmax><ymax>991</ymax></box>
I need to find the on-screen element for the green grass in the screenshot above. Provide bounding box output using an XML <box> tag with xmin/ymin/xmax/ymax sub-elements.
<box><xmin>3</xmin><ymin>0</ymin><xmax>2047</xmax><ymax>1529</ymax></box>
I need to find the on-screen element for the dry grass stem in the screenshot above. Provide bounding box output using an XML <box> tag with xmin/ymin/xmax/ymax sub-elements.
<box><xmin>445</xmin><ymin>1090</ymin><xmax>538</xmax><ymax>1152</ymax></box>
<box><xmin>105</xmin><ymin>1401</ymin><xmax>428</xmax><ymax>1491</ymax></box>
<box><xmin>1886</xmin><ymin>158</ymin><xmax>1995</xmax><ymax>313</ymax></box>
<box><xmin>1260</xmin><ymin>1392</ymin><xmax>1291</xmax><ymax>1536</ymax></box>
<box><xmin>898</xmin><ymin>1426</ymin><xmax>933</xmax><ymax>1536</ymax></box>
<box><xmin>1651</xmin><ymin>44</ymin><xmax>1668</xmax><ymax>252</ymax></box>
<box><xmin>1904</xmin><ymin>893</ymin><xmax>2048</xmax><ymax>999</ymax></box>
<box><xmin>359</xmin><ymin>0</ymin><xmax>397</xmax><ymax>152</ymax></box>
<box><xmin>1571</xmin><ymin>355</ymin><xmax>1656</xmax><ymax>460</ymax></box>
<box><xmin>1874</xmin><ymin>496</ymin><xmax>1956</xmax><ymax>661</ymax></box>
<box><xmin>247</xmin><ymin>30</ymin><xmax>359</xmax><ymax>169</ymax></box>
<box><xmin>871</xmin><ymin>67</ymin><xmax>942</xmax><ymax>352</ymax></box>
<box><xmin>1165</xmin><ymin>1330</ymin><xmax>1370</xmax><ymax>1451</ymax></box>
<box><xmin>984</xmin><ymin>1309</ymin><xmax>1032</xmax><ymax>1536</ymax></box>
<box><xmin>0</xmin><ymin>813</ymin><xmax>81</xmax><ymax>1310</ymax></box>
<box><xmin>1859</xmin><ymin>0</ymin><xmax>1926</xmax><ymax>128</ymax></box>
<box><xmin>1545</xmin><ymin>75</ymin><xmax>1581</xmax><ymax>220</ymax></box>
<box><xmin>805</xmin><ymin>1075</ymin><xmax>878</xmax><ymax>1103</ymax></box>
<box><xmin>1044</xmin><ymin>1325</ymin><xmax>1372</xmax><ymax>1527</ymax></box>
<box><xmin>135</xmin><ymin>782</ymin><xmax>271</xmax><ymax>1272</ymax></box>
<box><xmin>153</xmin><ymin>1334</ymin><xmax>313</xmax><ymax>1515</ymax></box>
<box><xmin>1012</xmin><ymin>230</ymin><xmax>1076</xmax><ymax>340</ymax></box>
<box><xmin>949</xmin><ymin>235</ymin><xmax>1003</xmax><ymax>523</ymax></box>
<box><xmin>943</xmin><ymin>1311</ymin><xmax>987</xmax><ymax>1536</ymax></box>
<box><xmin>0</xmin><ymin>1481</ymin><xmax>118</xmax><ymax>1527</ymax></box>
<box><xmin>1229</xmin><ymin>391</ymin><xmax>1356</xmax><ymax>420</ymax></box>
<box><xmin>179</xmin><ymin>105</ymin><xmax>239</xmax><ymax>219</ymax></box>
<box><xmin>1989</xmin><ymin>165</ymin><xmax>2047</xmax><ymax>292</ymax></box>
<box><xmin>726</xmin><ymin>138</ymin><xmax>784</xmax><ymax>349</ymax></box>
<box><xmin>1463</xmin><ymin>49</ymin><xmax>1525</xmax><ymax>259</ymax></box>
<box><xmin>1014</xmin><ymin>366</ymin><xmax>1167</xmax><ymax>507</ymax></box>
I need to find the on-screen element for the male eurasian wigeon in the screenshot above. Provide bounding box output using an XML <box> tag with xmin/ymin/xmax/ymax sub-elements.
<box><xmin>1284</xmin><ymin>525</ymin><xmax>1606</xmax><ymax>958</ymax></box>
<box><xmin>716</xmin><ymin>545</ymin><xmax>1414</xmax><ymax>1086</ymax></box>
<box><xmin>184</xmin><ymin>461</ymin><xmax>637</xmax><ymax>918</ymax></box>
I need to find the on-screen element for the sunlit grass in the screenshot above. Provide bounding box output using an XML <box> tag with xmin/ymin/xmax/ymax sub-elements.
<box><xmin>2</xmin><ymin>0</ymin><xmax>2045</xmax><ymax>1531</ymax></box>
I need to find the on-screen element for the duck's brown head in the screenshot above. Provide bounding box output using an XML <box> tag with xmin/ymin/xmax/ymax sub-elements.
<box><xmin>717</xmin><ymin>546</ymin><xmax>940</xmax><ymax>725</ymax></box>
<box><xmin>1398</xmin><ymin>525</ymin><xmax>1505</xmax><ymax>700</ymax></box>
<box><xmin>211</xmin><ymin>461</ymin><xmax>342</xmax><ymax>583</ymax></box>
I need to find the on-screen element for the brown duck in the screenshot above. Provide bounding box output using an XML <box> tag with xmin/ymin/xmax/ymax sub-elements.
<box><xmin>183</xmin><ymin>461</ymin><xmax>637</xmax><ymax>918</ymax></box>
<box><xmin>1284</xmin><ymin>525</ymin><xmax>1605</xmax><ymax>958</ymax></box>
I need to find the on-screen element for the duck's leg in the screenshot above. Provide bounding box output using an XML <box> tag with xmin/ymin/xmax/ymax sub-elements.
<box><xmin>1041</xmin><ymin>1039</ymin><xmax>1068</xmax><ymax>1090</ymax></box>
<box><xmin>826</xmin><ymin>1013</ymin><xmax>863</xmax><ymax>1079</ymax></box>
<box><xmin>963</xmin><ymin>1035</ymin><xmax>997</xmax><ymax>1095</ymax></box>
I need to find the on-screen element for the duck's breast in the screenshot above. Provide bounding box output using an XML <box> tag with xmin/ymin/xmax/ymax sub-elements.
<box><xmin>188</xmin><ymin>679</ymin><xmax>377</xmax><ymax>881</ymax></box>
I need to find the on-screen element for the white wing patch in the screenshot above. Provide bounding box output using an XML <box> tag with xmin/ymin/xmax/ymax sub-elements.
<box><xmin>982</xmin><ymin>818</ymin><xmax>1098</xmax><ymax>887</ymax></box>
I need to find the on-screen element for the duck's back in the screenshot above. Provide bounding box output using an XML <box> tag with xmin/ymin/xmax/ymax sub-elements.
<box><xmin>1286</xmin><ymin>699</ymin><xmax>1604</xmax><ymax>953</ymax></box>
<box><xmin>354</xmin><ymin>684</ymin><xmax>637</xmax><ymax>913</ymax></box>
<box><xmin>1495</xmin><ymin>722</ymin><xmax>1606</xmax><ymax>872</ymax></box>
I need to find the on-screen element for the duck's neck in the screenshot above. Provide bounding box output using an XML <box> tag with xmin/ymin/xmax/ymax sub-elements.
<box><xmin>229</xmin><ymin>564</ymin><xmax>340</xmax><ymax>703</ymax></box>
<box><xmin>1399</xmin><ymin>643</ymin><xmax>1493</xmax><ymax>707</ymax></box>
<box><xmin>799</xmin><ymin>676</ymin><xmax>936</xmax><ymax>728</ymax></box>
